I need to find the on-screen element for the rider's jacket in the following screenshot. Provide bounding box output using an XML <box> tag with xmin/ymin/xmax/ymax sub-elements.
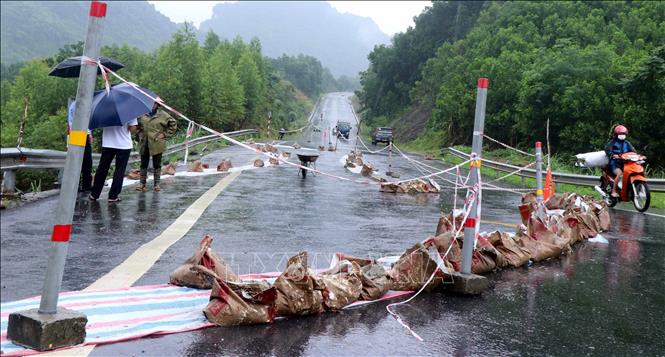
<box><xmin>604</xmin><ymin>137</ymin><xmax>635</xmax><ymax>170</ymax></box>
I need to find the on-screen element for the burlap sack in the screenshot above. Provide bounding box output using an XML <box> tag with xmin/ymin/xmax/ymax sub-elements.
<box><xmin>273</xmin><ymin>252</ymin><xmax>324</xmax><ymax>317</ymax></box>
<box><xmin>389</xmin><ymin>242</ymin><xmax>441</xmax><ymax>291</ymax></box>
<box><xmin>379</xmin><ymin>182</ymin><xmax>398</xmax><ymax>193</ymax></box>
<box><xmin>318</xmin><ymin>145</ymin><xmax>325</xmax><ymax>151</ymax></box>
<box><xmin>517</xmin><ymin>220</ymin><xmax>564</xmax><ymax>262</ymax></box>
<box><xmin>545</xmin><ymin>193</ymin><xmax>566</xmax><ymax>210</ymax></box>
<box><xmin>169</xmin><ymin>235</ymin><xmax>239</xmax><ymax>289</ymax></box>
<box><xmin>487</xmin><ymin>231</ymin><xmax>531</xmax><ymax>268</ymax></box>
<box><xmin>253</xmin><ymin>159</ymin><xmax>265</xmax><ymax>167</ymax></box>
<box><xmin>195</xmin><ymin>266</ymin><xmax>276</xmax><ymax>327</ymax></box>
<box><xmin>269</xmin><ymin>157</ymin><xmax>279</xmax><ymax>165</ymax></box>
<box><xmin>161</xmin><ymin>162</ymin><xmax>177</xmax><ymax>176</ymax></box>
<box><xmin>188</xmin><ymin>160</ymin><xmax>204</xmax><ymax>172</ymax></box>
<box><xmin>320</xmin><ymin>262</ymin><xmax>363</xmax><ymax>310</ymax></box>
<box><xmin>429</xmin><ymin>232</ymin><xmax>463</xmax><ymax>272</ymax></box>
<box><xmin>282</xmin><ymin>152</ymin><xmax>290</xmax><ymax>158</ymax></box>
<box><xmin>475</xmin><ymin>235</ymin><xmax>508</xmax><ymax>269</ymax></box>
<box><xmin>216</xmin><ymin>159</ymin><xmax>233</xmax><ymax>172</ymax></box>
<box><xmin>360</xmin><ymin>263</ymin><xmax>392</xmax><ymax>300</ymax></box>
<box><xmin>127</xmin><ymin>169</ymin><xmax>141</xmax><ymax>180</ymax></box>
<box><xmin>361</xmin><ymin>164</ymin><xmax>374</xmax><ymax>177</ymax></box>
<box><xmin>265</xmin><ymin>144</ymin><xmax>277</xmax><ymax>153</ymax></box>
<box><xmin>424</xmin><ymin>154</ymin><xmax>435</xmax><ymax>160</ymax></box>
<box><xmin>435</xmin><ymin>212</ymin><xmax>464</xmax><ymax>236</ymax></box>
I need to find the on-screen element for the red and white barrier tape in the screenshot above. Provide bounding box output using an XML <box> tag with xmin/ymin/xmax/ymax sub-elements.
<box><xmin>357</xmin><ymin>136</ymin><xmax>391</xmax><ymax>154</ymax></box>
<box><xmin>386</xmin><ymin>187</ymin><xmax>478</xmax><ymax>341</ymax></box>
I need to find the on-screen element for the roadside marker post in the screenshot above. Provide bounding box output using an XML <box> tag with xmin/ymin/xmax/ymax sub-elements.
<box><xmin>535</xmin><ymin>141</ymin><xmax>544</xmax><ymax>202</ymax></box>
<box><xmin>453</xmin><ymin>78</ymin><xmax>489</xmax><ymax>295</ymax></box>
<box><xmin>7</xmin><ymin>1</ymin><xmax>107</xmax><ymax>351</ymax></box>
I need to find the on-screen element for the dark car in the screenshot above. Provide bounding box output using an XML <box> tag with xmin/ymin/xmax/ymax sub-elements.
<box><xmin>336</xmin><ymin>121</ymin><xmax>352</xmax><ymax>139</ymax></box>
<box><xmin>371</xmin><ymin>127</ymin><xmax>393</xmax><ymax>145</ymax></box>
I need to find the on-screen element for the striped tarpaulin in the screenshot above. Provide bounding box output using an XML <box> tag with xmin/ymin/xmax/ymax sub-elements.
<box><xmin>1</xmin><ymin>276</ymin><xmax>411</xmax><ymax>356</ymax></box>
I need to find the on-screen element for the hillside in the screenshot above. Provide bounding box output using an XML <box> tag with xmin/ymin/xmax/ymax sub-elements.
<box><xmin>199</xmin><ymin>1</ymin><xmax>389</xmax><ymax>77</ymax></box>
<box><xmin>358</xmin><ymin>1</ymin><xmax>665</xmax><ymax>169</ymax></box>
<box><xmin>0</xmin><ymin>1</ymin><xmax>177</xmax><ymax>64</ymax></box>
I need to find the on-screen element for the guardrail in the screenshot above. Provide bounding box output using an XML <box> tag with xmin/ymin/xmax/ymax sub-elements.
<box><xmin>442</xmin><ymin>147</ymin><xmax>665</xmax><ymax>193</ymax></box>
<box><xmin>0</xmin><ymin>129</ymin><xmax>257</xmax><ymax>192</ymax></box>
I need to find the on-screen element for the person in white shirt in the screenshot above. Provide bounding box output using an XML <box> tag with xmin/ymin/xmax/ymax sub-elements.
<box><xmin>89</xmin><ymin>119</ymin><xmax>138</xmax><ymax>202</ymax></box>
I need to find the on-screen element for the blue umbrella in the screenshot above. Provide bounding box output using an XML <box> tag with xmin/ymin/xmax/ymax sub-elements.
<box><xmin>88</xmin><ymin>82</ymin><xmax>158</xmax><ymax>130</ymax></box>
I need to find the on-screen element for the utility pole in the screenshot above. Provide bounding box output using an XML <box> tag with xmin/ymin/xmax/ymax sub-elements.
<box><xmin>7</xmin><ymin>1</ymin><xmax>107</xmax><ymax>351</ymax></box>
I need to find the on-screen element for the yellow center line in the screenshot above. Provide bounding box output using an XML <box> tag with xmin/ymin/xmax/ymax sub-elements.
<box><xmin>39</xmin><ymin>166</ymin><xmax>249</xmax><ymax>357</ymax></box>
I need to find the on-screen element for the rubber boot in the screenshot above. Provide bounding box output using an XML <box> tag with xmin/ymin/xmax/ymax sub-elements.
<box><xmin>153</xmin><ymin>168</ymin><xmax>161</xmax><ymax>191</ymax></box>
<box><xmin>135</xmin><ymin>169</ymin><xmax>148</xmax><ymax>192</ymax></box>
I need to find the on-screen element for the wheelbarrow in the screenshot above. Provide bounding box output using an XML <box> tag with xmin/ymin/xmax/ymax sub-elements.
<box><xmin>296</xmin><ymin>149</ymin><xmax>319</xmax><ymax>178</ymax></box>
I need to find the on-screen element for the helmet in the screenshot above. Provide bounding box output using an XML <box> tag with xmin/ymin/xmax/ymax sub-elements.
<box><xmin>614</xmin><ymin>125</ymin><xmax>628</xmax><ymax>135</ymax></box>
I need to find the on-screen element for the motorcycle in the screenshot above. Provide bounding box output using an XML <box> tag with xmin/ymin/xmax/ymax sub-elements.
<box><xmin>595</xmin><ymin>152</ymin><xmax>650</xmax><ymax>212</ymax></box>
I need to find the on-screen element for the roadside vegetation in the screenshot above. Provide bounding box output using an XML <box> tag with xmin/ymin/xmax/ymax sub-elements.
<box><xmin>0</xmin><ymin>25</ymin><xmax>326</xmax><ymax>193</ymax></box>
<box><xmin>357</xmin><ymin>1</ymin><xmax>665</xmax><ymax>170</ymax></box>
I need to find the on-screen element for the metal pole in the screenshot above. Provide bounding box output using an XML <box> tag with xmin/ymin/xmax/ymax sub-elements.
<box><xmin>461</xmin><ymin>78</ymin><xmax>488</xmax><ymax>274</ymax></box>
<box><xmin>535</xmin><ymin>141</ymin><xmax>544</xmax><ymax>205</ymax></box>
<box><xmin>38</xmin><ymin>1</ymin><xmax>107</xmax><ymax>314</ymax></box>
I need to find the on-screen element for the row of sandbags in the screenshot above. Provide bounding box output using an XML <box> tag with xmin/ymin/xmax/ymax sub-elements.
<box><xmin>432</xmin><ymin>192</ymin><xmax>611</xmax><ymax>274</ymax></box>
<box><xmin>379</xmin><ymin>178</ymin><xmax>441</xmax><ymax>194</ymax></box>
<box><xmin>167</xmin><ymin>236</ymin><xmax>466</xmax><ymax>326</ymax></box>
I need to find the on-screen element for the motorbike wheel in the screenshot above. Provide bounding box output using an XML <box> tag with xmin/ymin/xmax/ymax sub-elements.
<box><xmin>605</xmin><ymin>194</ymin><xmax>618</xmax><ymax>207</ymax></box>
<box><xmin>632</xmin><ymin>181</ymin><xmax>650</xmax><ymax>212</ymax></box>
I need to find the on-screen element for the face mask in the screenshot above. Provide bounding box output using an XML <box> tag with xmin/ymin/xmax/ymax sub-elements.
<box><xmin>618</xmin><ymin>134</ymin><xmax>626</xmax><ymax>140</ymax></box>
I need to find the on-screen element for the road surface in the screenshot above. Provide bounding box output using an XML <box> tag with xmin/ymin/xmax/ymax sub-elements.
<box><xmin>2</xmin><ymin>93</ymin><xmax>664</xmax><ymax>356</ymax></box>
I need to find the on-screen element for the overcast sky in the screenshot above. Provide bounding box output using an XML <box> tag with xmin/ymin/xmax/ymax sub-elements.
<box><xmin>148</xmin><ymin>1</ymin><xmax>431</xmax><ymax>36</ymax></box>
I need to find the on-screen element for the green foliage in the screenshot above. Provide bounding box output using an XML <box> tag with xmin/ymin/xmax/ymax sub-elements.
<box><xmin>270</xmin><ymin>54</ymin><xmax>359</xmax><ymax>98</ymax></box>
<box><xmin>1</xmin><ymin>28</ymin><xmax>312</xmax><ymax>154</ymax></box>
<box><xmin>359</xmin><ymin>1</ymin><xmax>665</xmax><ymax>169</ymax></box>
<box><xmin>201</xmin><ymin>49</ymin><xmax>245</xmax><ymax>130</ymax></box>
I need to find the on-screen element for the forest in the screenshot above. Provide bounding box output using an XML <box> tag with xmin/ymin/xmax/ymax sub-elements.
<box><xmin>357</xmin><ymin>1</ymin><xmax>665</xmax><ymax>169</ymax></box>
<box><xmin>0</xmin><ymin>26</ymin><xmax>348</xmax><ymax>153</ymax></box>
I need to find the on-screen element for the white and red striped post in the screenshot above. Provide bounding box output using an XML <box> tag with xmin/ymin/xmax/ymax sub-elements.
<box><xmin>8</xmin><ymin>1</ymin><xmax>107</xmax><ymax>350</ymax></box>
<box><xmin>460</xmin><ymin>78</ymin><xmax>488</xmax><ymax>274</ymax></box>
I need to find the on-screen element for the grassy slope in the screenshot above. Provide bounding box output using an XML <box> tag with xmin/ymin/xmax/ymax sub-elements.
<box><xmin>396</xmin><ymin>140</ymin><xmax>665</xmax><ymax>210</ymax></box>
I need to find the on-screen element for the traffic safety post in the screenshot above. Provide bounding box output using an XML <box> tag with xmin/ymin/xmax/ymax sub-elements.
<box><xmin>7</xmin><ymin>1</ymin><xmax>107</xmax><ymax>351</ymax></box>
<box><xmin>445</xmin><ymin>78</ymin><xmax>489</xmax><ymax>295</ymax></box>
<box><xmin>461</xmin><ymin>78</ymin><xmax>488</xmax><ymax>275</ymax></box>
<box><xmin>535</xmin><ymin>141</ymin><xmax>544</xmax><ymax>203</ymax></box>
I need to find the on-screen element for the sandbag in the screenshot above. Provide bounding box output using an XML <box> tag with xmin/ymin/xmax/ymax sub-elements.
<box><xmin>253</xmin><ymin>159</ymin><xmax>265</xmax><ymax>167</ymax></box>
<box><xmin>518</xmin><ymin>221</ymin><xmax>564</xmax><ymax>262</ymax></box>
<box><xmin>576</xmin><ymin>151</ymin><xmax>608</xmax><ymax>168</ymax></box>
<box><xmin>273</xmin><ymin>252</ymin><xmax>324</xmax><ymax>317</ymax></box>
<box><xmin>361</xmin><ymin>164</ymin><xmax>374</xmax><ymax>177</ymax></box>
<box><xmin>359</xmin><ymin>263</ymin><xmax>392</xmax><ymax>300</ymax></box>
<box><xmin>188</xmin><ymin>160</ymin><xmax>204</xmax><ymax>172</ymax></box>
<box><xmin>435</xmin><ymin>211</ymin><xmax>464</xmax><ymax>236</ymax></box>
<box><xmin>487</xmin><ymin>231</ymin><xmax>531</xmax><ymax>268</ymax></box>
<box><xmin>428</xmin><ymin>232</ymin><xmax>463</xmax><ymax>272</ymax></box>
<box><xmin>269</xmin><ymin>157</ymin><xmax>280</xmax><ymax>166</ymax></box>
<box><xmin>217</xmin><ymin>159</ymin><xmax>233</xmax><ymax>172</ymax></box>
<box><xmin>264</xmin><ymin>144</ymin><xmax>278</xmax><ymax>153</ymax></box>
<box><xmin>169</xmin><ymin>235</ymin><xmax>239</xmax><ymax>289</ymax></box>
<box><xmin>161</xmin><ymin>162</ymin><xmax>177</xmax><ymax>176</ymax></box>
<box><xmin>424</xmin><ymin>154</ymin><xmax>435</xmax><ymax>160</ymax></box>
<box><xmin>319</xmin><ymin>262</ymin><xmax>363</xmax><ymax>310</ymax></box>
<box><xmin>476</xmin><ymin>235</ymin><xmax>508</xmax><ymax>269</ymax></box>
<box><xmin>196</xmin><ymin>266</ymin><xmax>276</xmax><ymax>327</ymax></box>
<box><xmin>127</xmin><ymin>169</ymin><xmax>141</xmax><ymax>180</ymax></box>
<box><xmin>389</xmin><ymin>242</ymin><xmax>441</xmax><ymax>291</ymax></box>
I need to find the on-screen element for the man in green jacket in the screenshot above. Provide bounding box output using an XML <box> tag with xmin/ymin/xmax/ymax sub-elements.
<box><xmin>136</xmin><ymin>101</ymin><xmax>177</xmax><ymax>191</ymax></box>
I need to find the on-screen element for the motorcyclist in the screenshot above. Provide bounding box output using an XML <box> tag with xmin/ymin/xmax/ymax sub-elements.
<box><xmin>604</xmin><ymin>125</ymin><xmax>636</xmax><ymax>197</ymax></box>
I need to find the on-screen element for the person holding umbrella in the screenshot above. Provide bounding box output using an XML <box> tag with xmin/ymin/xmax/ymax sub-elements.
<box><xmin>135</xmin><ymin>99</ymin><xmax>177</xmax><ymax>192</ymax></box>
<box><xmin>88</xmin><ymin>82</ymin><xmax>159</xmax><ymax>203</ymax></box>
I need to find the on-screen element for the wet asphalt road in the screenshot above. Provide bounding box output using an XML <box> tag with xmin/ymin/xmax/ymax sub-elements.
<box><xmin>2</xmin><ymin>92</ymin><xmax>665</xmax><ymax>356</ymax></box>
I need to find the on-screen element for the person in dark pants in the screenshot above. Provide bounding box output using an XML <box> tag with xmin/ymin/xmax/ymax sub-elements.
<box><xmin>89</xmin><ymin>118</ymin><xmax>138</xmax><ymax>203</ymax></box>
<box><xmin>135</xmin><ymin>101</ymin><xmax>177</xmax><ymax>192</ymax></box>
<box><xmin>68</xmin><ymin>100</ymin><xmax>93</xmax><ymax>192</ymax></box>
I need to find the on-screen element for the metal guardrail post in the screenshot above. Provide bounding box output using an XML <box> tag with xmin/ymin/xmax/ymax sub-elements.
<box><xmin>2</xmin><ymin>170</ymin><xmax>16</xmax><ymax>193</ymax></box>
<box><xmin>461</xmin><ymin>78</ymin><xmax>488</xmax><ymax>274</ymax></box>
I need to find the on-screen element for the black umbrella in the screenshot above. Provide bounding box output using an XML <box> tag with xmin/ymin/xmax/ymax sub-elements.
<box><xmin>48</xmin><ymin>56</ymin><xmax>124</xmax><ymax>78</ymax></box>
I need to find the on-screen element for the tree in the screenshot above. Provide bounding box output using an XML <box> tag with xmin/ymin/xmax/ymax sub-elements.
<box><xmin>201</xmin><ymin>48</ymin><xmax>245</xmax><ymax>130</ymax></box>
<box><xmin>237</xmin><ymin>50</ymin><xmax>265</xmax><ymax>126</ymax></box>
